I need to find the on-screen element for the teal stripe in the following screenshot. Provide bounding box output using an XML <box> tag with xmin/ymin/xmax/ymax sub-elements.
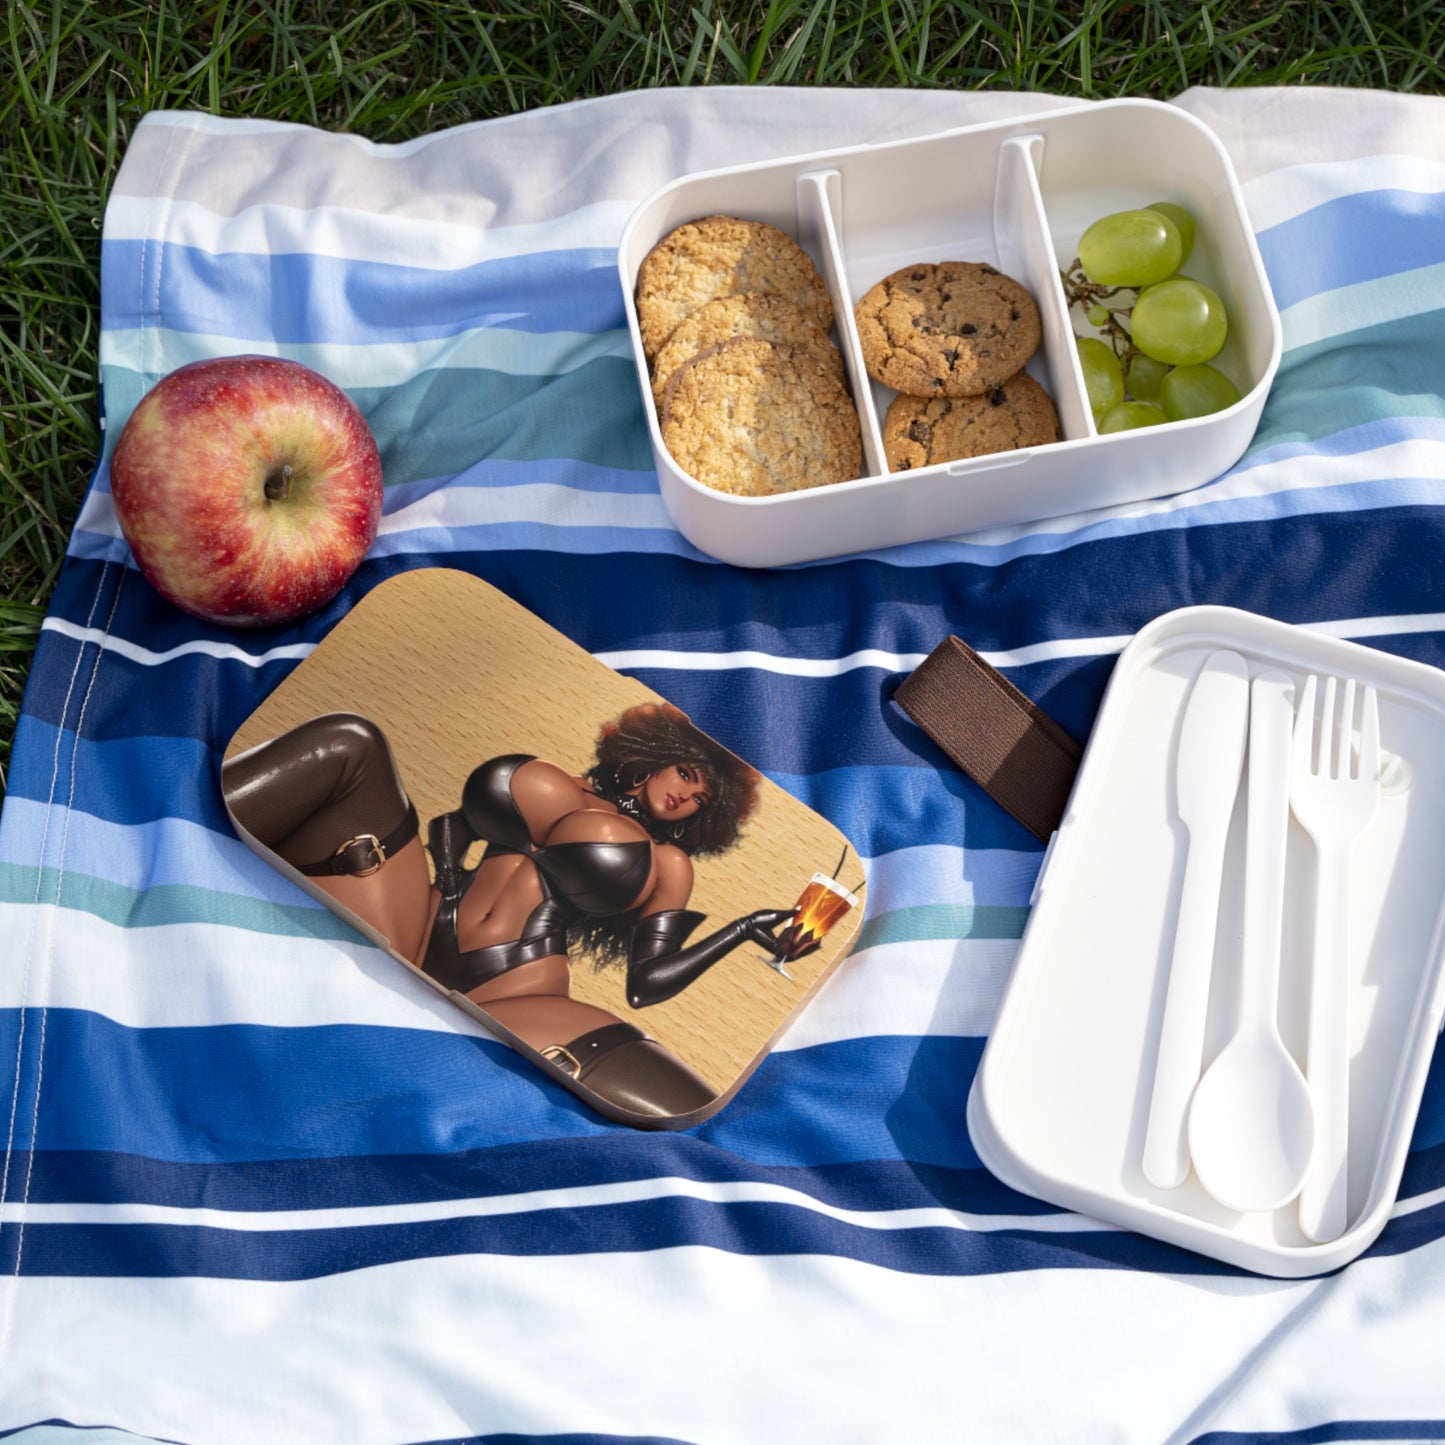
<box><xmin>100</xmin><ymin>324</ymin><xmax>633</xmax><ymax>391</ymax></box>
<box><xmin>1250</xmin><ymin>308</ymin><xmax>1445</xmax><ymax>456</ymax></box>
<box><xmin>100</xmin><ymin>356</ymin><xmax>656</xmax><ymax>484</ymax></box>
<box><xmin>352</xmin><ymin>358</ymin><xmax>653</xmax><ymax>483</ymax></box>
<box><xmin>2</xmin><ymin>860</ymin><xmax>1024</xmax><ymax>954</ymax></box>
<box><xmin>0</xmin><ymin>861</ymin><xmax>361</xmax><ymax>943</ymax></box>
<box><xmin>854</xmin><ymin>903</ymin><xmax>1029</xmax><ymax>950</ymax></box>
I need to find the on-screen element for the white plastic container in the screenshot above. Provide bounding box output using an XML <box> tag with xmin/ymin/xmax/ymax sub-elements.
<box><xmin>618</xmin><ymin>98</ymin><xmax>1282</xmax><ymax>568</ymax></box>
<box><xmin>967</xmin><ymin>607</ymin><xmax>1445</xmax><ymax>1277</ymax></box>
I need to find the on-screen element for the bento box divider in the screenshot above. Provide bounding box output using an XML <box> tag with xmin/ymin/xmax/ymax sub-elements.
<box><xmin>797</xmin><ymin>168</ymin><xmax>886</xmax><ymax>479</ymax></box>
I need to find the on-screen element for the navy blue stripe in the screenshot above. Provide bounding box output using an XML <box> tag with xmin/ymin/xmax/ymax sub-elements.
<box><xmin>28</xmin><ymin>510</ymin><xmax>1445</xmax><ymax>768</ymax></box>
<box><xmin>1192</xmin><ymin>1422</ymin><xmax>1445</xmax><ymax>1445</ymax></box>
<box><xmin>419</xmin><ymin>1436</ymin><xmax>696</xmax><ymax>1445</ymax></box>
<box><xmin>14</xmin><ymin>1146</ymin><xmax>1053</xmax><ymax>1217</ymax></box>
<box><xmin>0</xmin><ymin>1426</ymin><xmax>685</xmax><ymax>1445</ymax></box>
<box><xmin>1255</xmin><ymin>186</ymin><xmax>1445</xmax><ymax>312</ymax></box>
<box><xmin>428</xmin><ymin>1436</ymin><xmax>694</xmax><ymax>1445</ymax></box>
<box><xmin>7</xmin><ymin>1189</ymin><xmax>1440</xmax><ymax>1286</ymax></box>
<box><xmin>0</xmin><ymin>1009</ymin><xmax>991</xmax><ymax>1170</ymax></box>
<box><xmin>43</xmin><ymin>503</ymin><xmax>1445</xmax><ymax>701</ymax></box>
<box><xmin>1400</xmin><ymin>1135</ymin><xmax>1445</xmax><ymax>1192</ymax></box>
<box><xmin>1354</xmin><ymin>1195</ymin><xmax>1445</xmax><ymax>1264</ymax></box>
<box><xmin>41</xmin><ymin>548</ymin><xmax>374</xmax><ymax>657</ymax></box>
<box><xmin>100</xmin><ymin>240</ymin><xmax>625</xmax><ymax>342</ymax></box>
<box><xmin>770</xmin><ymin>763</ymin><xmax>1043</xmax><ymax>856</ymax></box>
<box><xmin>6</xmin><ymin>1010</ymin><xmax>1442</xmax><ymax>1264</ymax></box>
<box><xmin>306</xmin><ymin>512</ymin><xmax>1445</xmax><ymax>673</ymax></box>
<box><xmin>0</xmin><ymin>1197</ymin><xmax>1241</xmax><ymax>1281</ymax></box>
<box><xmin>14</xmin><ymin>1053</ymin><xmax>1443</xmax><ymax>1216</ymax></box>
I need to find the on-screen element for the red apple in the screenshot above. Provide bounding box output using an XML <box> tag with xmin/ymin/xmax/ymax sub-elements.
<box><xmin>110</xmin><ymin>354</ymin><xmax>384</xmax><ymax>627</ymax></box>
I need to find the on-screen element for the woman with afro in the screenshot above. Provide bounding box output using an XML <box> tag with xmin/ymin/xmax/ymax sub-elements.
<box><xmin>222</xmin><ymin>702</ymin><xmax>792</xmax><ymax>1117</ymax></box>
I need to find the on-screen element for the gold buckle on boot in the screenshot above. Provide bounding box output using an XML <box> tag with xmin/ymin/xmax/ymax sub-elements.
<box><xmin>541</xmin><ymin>1044</ymin><xmax>582</xmax><ymax>1078</ymax></box>
<box><xmin>335</xmin><ymin>833</ymin><xmax>387</xmax><ymax>876</ymax></box>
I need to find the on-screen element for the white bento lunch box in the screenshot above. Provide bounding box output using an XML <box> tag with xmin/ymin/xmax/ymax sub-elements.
<box><xmin>617</xmin><ymin>98</ymin><xmax>1282</xmax><ymax>569</ymax></box>
<box><xmin>968</xmin><ymin>607</ymin><xmax>1445</xmax><ymax>1277</ymax></box>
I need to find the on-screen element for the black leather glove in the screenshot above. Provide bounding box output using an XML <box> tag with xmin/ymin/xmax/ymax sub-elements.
<box><xmin>625</xmin><ymin>908</ymin><xmax>794</xmax><ymax>1009</ymax></box>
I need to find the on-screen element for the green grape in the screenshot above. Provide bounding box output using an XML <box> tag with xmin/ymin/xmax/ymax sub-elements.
<box><xmin>1098</xmin><ymin>401</ymin><xmax>1168</xmax><ymax>433</ymax></box>
<box><xmin>1160</xmin><ymin>363</ymin><xmax>1242</xmax><ymax>420</ymax></box>
<box><xmin>1146</xmin><ymin>202</ymin><xmax>1196</xmax><ymax>264</ymax></box>
<box><xmin>1130</xmin><ymin>277</ymin><xmax>1228</xmax><ymax>366</ymax></box>
<box><xmin>1125</xmin><ymin>353</ymin><xmax>1168</xmax><ymax>404</ymax></box>
<box><xmin>1077</xmin><ymin>209</ymin><xmax>1183</xmax><ymax>288</ymax></box>
<box><xmin>1077</xmin><ymin>337</ymin><xmax>1124</xmax><ymax>419</ymax></box>
<box><xmin>1086</xmin><ymin>305</ymin><xmax>1111</xmax><ymax>327</ymax></box>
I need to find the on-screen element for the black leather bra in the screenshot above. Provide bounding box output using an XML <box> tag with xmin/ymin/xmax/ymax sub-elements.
<box><xmin>423</xmin><ymin>755</ymin><xmax>653</xmax><ymax>993</ymax></box>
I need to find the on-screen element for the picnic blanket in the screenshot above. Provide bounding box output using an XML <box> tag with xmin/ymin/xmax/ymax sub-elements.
<box><xmin>4</xmin><ymin>84</ymin><xmax>1445</xmax><ymax>1443</ymax></box>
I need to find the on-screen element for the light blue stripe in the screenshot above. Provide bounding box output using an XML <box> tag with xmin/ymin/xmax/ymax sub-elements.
<box><xmin>862</xmin><ymin>843</ymin><xmax>1041</xmax><ymax>911</ymax></box>
<box><xmin>0</xmin><ymin>1429</ymin><xmax>173</xmax><ymax>1445</ymax></box>
<box><xmin>89</xmin><ymin>324</ymin><xmax>1445</xmax><ymax>574</ymax></box>
<box><xmin>383</xmin><ymin>457</ymin><xmax>668</xmax><ymax>503</ymax></box>
<box><xmin>1</xmin><ymin>793</ymin><xmax>1036</xmax><ymax>915</ymax></box>
<box><xmin>838</xmin><ymin>421</ymin><xmax>1445</xmax><ymax>571</ymax></box>
<box><xmin>99</xmin><ymin>238</ymin><xmax>625</xmax><ymax>343</ymax></box>
<box><xmin>72</xmin><ymin>453</ymin><xmax>1445</xmax><ymax>575</ymax></box>
<box><xmin>1255</xmin><ymin>185</ymin><xmax>1445</xmax><ymax>311</ymax></box>
<box><xmin>0</xmin><ymin>797</ymin><xmax>317</xmax><ymax>902</ymax></box>
<box><xmin>368</xmin><ymin>521</ymin><xmax>705</xmax><ymax>561</ymax></box>
<box><xmin>11</xmin><ymin>723</ymin><xmax>1041</xmax><ymax>858</ymax></box>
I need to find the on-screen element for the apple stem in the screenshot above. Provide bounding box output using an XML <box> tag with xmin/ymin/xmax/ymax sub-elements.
<box><xmin>264</xmin><ymin>463</ymin><xmax>294</xmax><ymax>502</ymax></box>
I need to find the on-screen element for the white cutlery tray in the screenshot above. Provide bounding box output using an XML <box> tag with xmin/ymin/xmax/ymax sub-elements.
<box><xmin>967</xmin><ymin>606</ymin><xmax>1445</xmax><ymax>1276</ymax></box>
<box><xmin>618</xmin><ymin>99</ymin><xmax>1282</xmax><ymax>568</ymax></box>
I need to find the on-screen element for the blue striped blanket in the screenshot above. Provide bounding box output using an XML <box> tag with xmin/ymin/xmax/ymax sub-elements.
<box><xmin>3</xmin><ymin>86</ymin><xmax>1443</xmax><ymax>1443</ymax></box>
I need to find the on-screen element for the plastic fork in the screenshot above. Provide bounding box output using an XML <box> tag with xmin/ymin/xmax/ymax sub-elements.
<box><xmin>1290</xmin><ymin>674</ymin><xmax>1381</xmax><ymax>1243</ymax></box>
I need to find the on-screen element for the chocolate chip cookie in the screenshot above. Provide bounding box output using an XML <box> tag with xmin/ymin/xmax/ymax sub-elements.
<box><xmin>636</xmin><ymin>216</ymin><xmax>835</xmax><ymax>361</ymax></box>
<box><xmin>882</xmin><ymin>373</ymin><xmax>1059</xmax><ymax>471</ymax></box>
<box><xmin>650</xmin><ymin>291</ymin><xmax>844</xmax><ymax>410</ymax></box>
<box><xmin>660</xmin><ymin>336</ymin><xmax>861</xmax><ymax>497</ymax></box>
<box><xmin>854</xmin><ymin>262</ymin><xmax>1041</xmax><ymax>397</ymax></box>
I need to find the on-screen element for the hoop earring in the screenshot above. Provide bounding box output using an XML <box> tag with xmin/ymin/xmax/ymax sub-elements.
<box><xmin>672</xmin><ymin>820</ymin><xmax>687</xmax><ymax>841</ymax></box>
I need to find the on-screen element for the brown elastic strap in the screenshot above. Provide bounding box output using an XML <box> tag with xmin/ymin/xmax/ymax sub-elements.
<box><xmin>893</xmin><ymin>636</ymin><xmax>1083</xmax><ymax>843</ymax></box>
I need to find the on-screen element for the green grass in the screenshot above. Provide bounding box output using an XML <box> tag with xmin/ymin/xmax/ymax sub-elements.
<box><xmin>3</xmin><ymin>0</ymin><xmax>1444</xmax><ymax>797</ymax></box>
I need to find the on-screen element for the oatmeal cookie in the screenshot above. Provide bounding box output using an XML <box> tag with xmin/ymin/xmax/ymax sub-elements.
<box><xmin>636</xmin><ymin>215</ymin><xmax>835</xmax><ymax>360</ymax></box>
<box><xmin>650</xmin><ymin>291</ymin><xmax>844</xmax><ymax>410</ymax></box>
<box><xmin>882</xmin><ymin>373</ymin><xmax>1059</xmax><ymax>470</ymax></box>
<box><xmin>660</xmin><ymin>336</ymin><xmax>861</xmax><ymax>497</ymax></box>
<box><xmin>854</xmin><ymin>261</ymin><xmax>1041</xmax><ymax>397</ymax></box>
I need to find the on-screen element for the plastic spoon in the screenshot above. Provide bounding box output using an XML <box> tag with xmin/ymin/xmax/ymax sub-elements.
<box><xmin>1188</xmin><ymin>669</ymin><xmax>1315</xmax><ymax>1213</ymax></box>
<box><xmin>1142</xmin><ymin>649</ymin><xmax>1251</xmax><ymax>1189</ymax></box>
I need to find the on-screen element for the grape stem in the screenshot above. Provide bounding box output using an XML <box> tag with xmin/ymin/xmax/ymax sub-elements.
<box><xmin>1060</xmin><ymin>258</ymin><xmax>1139</xmax><ymax>363</ymax></box>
